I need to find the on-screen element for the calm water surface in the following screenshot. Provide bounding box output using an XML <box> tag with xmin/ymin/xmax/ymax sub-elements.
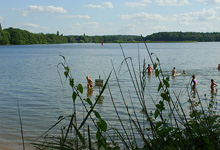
<box><xmin>0</xmin><ymin>43</ymin><xmax>220</xmax><ymax>149</ymax></box>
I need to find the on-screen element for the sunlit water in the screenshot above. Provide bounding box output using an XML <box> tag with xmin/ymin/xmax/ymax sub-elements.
<box><xmin>0</xmin><ymin>43</ymin><xmax>220</xmax><ymax>149</ymax></box>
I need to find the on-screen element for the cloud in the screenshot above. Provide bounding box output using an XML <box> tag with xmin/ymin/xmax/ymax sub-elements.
<box><xmin>125</xmin><ymin>0</ymin><xmax>152</xmax><ymax>7</ymax></box>
<box><xmin>84</xmin><ymin>2</ymin><xmax>113</xmax><ymax>9</ymax></box>
<box><xmin>197</xmin><ymin>0</ymin><xmax>220</xmax><ymax>5</ymax></box>
<box><xmin>23</xmin><ymin>23</ymin><xmax>48</xmax><ymax>29</ymax></box>
<box><xmin>24</xmin><ymin>23</ymin><xmax>41</xmax><ymax>28</ymax></box>
<box><xmin>22</xmin><ymin>5</ymin><xmax>67</xmax><ymax>16</ymax></box>
<box><xmin>0</xmin><ymin>16</ymin><xmax>3</xmax><ymax>21</ymax></box>
<box><xmin>156</xmin><ymin>0</ymin><xmax>190</xmax><ymax>6</ymax></box>
<box><xmin>174</xmin><ymin>8</ymin><xmax>217</xmax><ymax>24</ymax></box>
<box><xmin>57</xmin><ymin>15</ymin><xmax>90</xmax><ymax>19</ymax></box>
<box><xmin>70</xmin><ymin>22</ymin><xmax>99</xmax><ymax>30</ymax></box>
<box><xmin>83</xmin><ymin>22</ymin><xmax>100</xmax><ymax>29</ymax></box>
<box><xmin>118</xmin><ymin>12</ymin><xmax>171</xmax><ymax>22</ymax></box>
<box><xmin>70</xmin><ymin>23</ymin><xmax>82</xmax><ymax>29</ymax></box>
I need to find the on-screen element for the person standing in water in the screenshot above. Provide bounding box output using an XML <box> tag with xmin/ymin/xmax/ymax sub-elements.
<box><xmin>210</xmin><ymin>79</ymin><xmax>217</xmax><ymax>92</ymax></box>
<box><xmin>172</xmin><ymin>67</ymin><xmax>177</xmax><ymax>76</ymax></box>
<box><xmin>86</xmin><ymin>76</ymin><xmax>93</xmax><ymax>88</ymax></box>
<box><xmin>146</xmin><ymin>64</ymin><xmax>153</xmax><ymax>74</ymax></box>
<box><xmin>191</xmin><ymin>75</ymin><xmax>198</xmax><ymax>90</ymax></box>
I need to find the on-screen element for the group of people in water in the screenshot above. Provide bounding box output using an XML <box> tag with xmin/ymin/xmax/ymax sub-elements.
<box><xmin>86</xmin><ymin>64</ymin><xmax>219</xmax><ymax>96</ymax></box>
<box><xmin>145</xmin><ymin>64</ymin><xmax>218</xmax><ymax>93</ymax></box>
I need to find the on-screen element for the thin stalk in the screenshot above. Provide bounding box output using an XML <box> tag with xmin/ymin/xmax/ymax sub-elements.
<box><xmin>186</xmin><ymin>85</ymin><xmax>203</xmax><ymax>138</ymax></box>
<box><xmin>119</xmin><ymin>43</ymin><xmax>156</xmax><ymax>134</ymax></box>
<box><xmin>142</xmin><ymin>36</ymin><xmax>186</xmax><ymax>148</ymax></box>
<box><xmin>107</xmin><ymin>84</ymin><xmax>130</xmax><ymax>149</ymax></box>
<box><xmin>129</xmin><ymin>91</ymin><xmax>155</xmax><ymax>147</ymax></box>
<box><xmin>111</xmin><ymin>59</ymin><xmax>135</xmax><ymax>148</ymax></box>
<box><xmin>88</xmin><ymin>125</ymin><xmax>92</xmax><ymax>150</ymax></box>
<box><xmin>17</xmin><ymin>98</ymin><xmax>25</xmax><ymax>150</ymax></box>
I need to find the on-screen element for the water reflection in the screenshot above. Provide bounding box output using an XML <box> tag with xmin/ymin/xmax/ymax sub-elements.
<box><xmin>87</xmin><ymin>88</ymin><xmax>93</xmax><ymax>98</ymax></box>
<box><xmin>211</xmin><ymin>89</ymin><xmax>217</xmax><ymax>99</ymax></box>
<box><xmin>95</xmin><ymin>95</ymin><xmax>104</xmax><ymax>105</ymax></box>
<box><xmin>191</xmin><ymin>88</ymin><xmax>197</xmax><ymax>98</ymax></box>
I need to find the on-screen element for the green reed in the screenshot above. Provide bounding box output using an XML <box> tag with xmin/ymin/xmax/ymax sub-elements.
<box><xmin>32</xmin><ymin>39</ymin><xmax>220</xmax><ymax>150</ymax></box>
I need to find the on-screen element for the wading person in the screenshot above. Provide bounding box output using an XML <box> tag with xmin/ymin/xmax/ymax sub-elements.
<box><xmin>86</xmin><ymin>76</ymin><xmax>93</xmax><ymax>89</ymax></box>
<box><xmin>146</xmin><ymin>64</ymin><xmax>153</xmax><ymax>74</ymax></box>
<box><xmin>172</xmin><ymin>67</ymin><xmax>177</xmax><ymax>76</ymax></box>
<box><xmin>210</xmin><ymin>79</ymin><xmax>217</xmax><ymax>92</ymax></box>
<box><xmin>191</xmin><ymin>75</ymin><xmax>198</xmax><ymax>90</ymax></box>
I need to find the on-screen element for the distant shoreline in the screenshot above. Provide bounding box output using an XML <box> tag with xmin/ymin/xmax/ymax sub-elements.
<box><xmin>1</xmin><ymin>27</ymin><xmax>220</xmax><ymax>45</ymax></box>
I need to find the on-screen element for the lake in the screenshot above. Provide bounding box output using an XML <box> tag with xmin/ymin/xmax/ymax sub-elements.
<box><xmin>0</xmin><ymin>42</ymin><xmax>220</xmax><ymax>149</ymax></box>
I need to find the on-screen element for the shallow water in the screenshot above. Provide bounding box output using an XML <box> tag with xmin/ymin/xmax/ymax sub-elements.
<box><xmin>0</xmin><ymin>42</ymin><xmax>220</xmax><ymax>149</ymax></box>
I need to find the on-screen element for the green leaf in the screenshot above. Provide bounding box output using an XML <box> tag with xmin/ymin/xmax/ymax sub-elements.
<box><xmin>64</xmin><ymin>66</ymin><xmax>69</xmax><ymax>72</ymax></box>
<box><xmin>72</xmin><ymin>92</ymin><xmax>77</xmax><ymax>102</ymax></box>
<box><xmin>69</xmin><ymin>78</ymin><xmax>74</xmax><ymax>88</ymax></box>
<box><xmin>163</xmin><ymin>78</ymin><xmax>170</xmax><ymax>88</ymax></box>
<box><xmin>156</xmin><ymin>121</ymin><xmax>162</xmax><ymax>129</ymax></box>
<box><xmin>161</xmin><ymin>92</ymin><xmax>169</xmax><ymax>101</ymax></box>
<box><xmin>64</xmin><ymin>71</ymin><xmax>68</xmax><ymax>78</ymax></box>
<box><xmin>96</xmin><ymin>131</ymin><xmax>101</xmax><ymax>140</ymax></box>
<box><xmin>156</xmin><ymin>57</ymin><xmax>160</xmax><ymax>62</ymax></box>
<box><xmin>97</xmin><ymin>119</ymin><xmax>107</xmax><ymax>132</ymax></box>
<box><xmin>93</xmin><ymin>110</ymin><xmax>101</xmax><ymax>120</ymax></box>
<box><xmin>101</xmin><ymin>119</ymin><xmax>107</xmax><ymax>132</ymax></box>
<box><xmin>72</xmin><ymin>124</ymin><xmax>85</xmax><ymax>145</ymax></box>
<box><xmin>77</xmin><ymin>84</ymin><xmax>83</xmax><ymax>94</ymax></box>
<box><xmin>204</xmin><ymin>137</ymin><xmax>211</xmax><ymax>144</ymax></box>
<box><xmin>85</xmin><ymin>98</ymin><xmax>93</xmax><ymax>106</ymax></box>
<box><xmin>60</xmin><ymin>55</ymin><xmax>66</xmax><ymax>60</ymax></box>
<box><xmin>155</xmin><ymin>69</ymin><xmax>160</xmax><ymax>77</ymax></box>
<box><xmin>156</xmin><ymin>101</ymin><xmax>165</xmax><ymax>111</ymax></box>
<box><xmin>154</xmin><ymin>109</ymin><xmax>160</xmax><ymax>119</ymax></box>
<box><xmin>153</xmin><ymin>62</ymin><xmax>157</xmax><ymax>69</ymax></box>
<box><xmin>158</xmin><ymin>81</ymin><xmax>162</xmax><ymax>92</ymax></box>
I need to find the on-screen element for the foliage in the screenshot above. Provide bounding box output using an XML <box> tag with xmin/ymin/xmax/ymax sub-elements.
<box><xmin>145</xmin><ymin>31</ymin><xmax>220</xmax><ymax>42</ymax></box>
<box><xmin>0</xmin><ymin>29</ymin><xmax>10</xmax><ymax>45</ymax></box>
<box><xmin>2</xmin><ymin>27</ymin><xmax>68</xmax><ymax>45</ymax></box>
<box><xmin>32</xmin><ymin>38</ymin><xmax>220</xmax><ymax>150</ymax></box>
<box><xmin>1</xmin><ymin>26</ymin><xmax>220</xmax><ymax>45</ymax></box>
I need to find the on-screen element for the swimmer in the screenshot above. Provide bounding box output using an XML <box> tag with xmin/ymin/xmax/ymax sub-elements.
<box><xmin>172</xmin><ymin>67</ymin><xmax>177</xmax><ymax>76</ymax></box>
<box><xmin>183</xmin><ymin>70</ymin><xmax>187</xmax><ymax>74</ymax></box>
<box><xmin>210</xmin><ymin>79</ymin><xmax>217</xmax><ymax>92</ymax></box>
<box><xmin>86</xmin><ymin>76</ymin><xmax>93</xmax><ymax>88</ymax></box>
<box><xmin>218</xmin><ymin>64</ymin><xmax>220</xmax><ymax>70</ymax></box>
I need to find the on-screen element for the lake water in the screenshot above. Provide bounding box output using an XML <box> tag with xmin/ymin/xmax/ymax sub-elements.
<box><xmin>0</xmin><ymin>42</ymin><xmax>220</xmax><ymax>149</ymax></box>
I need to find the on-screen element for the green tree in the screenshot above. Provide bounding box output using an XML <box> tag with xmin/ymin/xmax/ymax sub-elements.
<box><xmin>0</xmin><ymin>30</ymin><xmax>10</xmax><ymax>45</ymax></box>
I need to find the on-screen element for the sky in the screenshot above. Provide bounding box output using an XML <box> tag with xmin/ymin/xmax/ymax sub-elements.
<box><xmin>0</xmin><ymin>0</ymin><xmax>220</xmax><ymax>36</ymax></box>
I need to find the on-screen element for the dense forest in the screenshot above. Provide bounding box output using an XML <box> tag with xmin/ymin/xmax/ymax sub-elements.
<box><xmin>144</xmin><ymin>32</ymin><xmax>220</xmax><ymax>42</ymax></box>
<box><xmin>0</xmin><ymin>24</ymin><xmax>220</xmax><ymax>45</ymax></box>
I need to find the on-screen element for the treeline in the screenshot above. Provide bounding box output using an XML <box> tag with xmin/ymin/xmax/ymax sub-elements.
<box><xmin>144</xmin><ymin>32</ymin><xmax>220</xmax><ymax>42</ymax></box>
<box><xmin>66</xmin><ymin>34</ymin><xmax>142</xmax><ymax>43</ymax></box>
<box><xmin>0</xmin><ymin>26</ymin><xmax>142</xmax><ymax>45</ymax></box>
<box><xmin>1</xmin><ymin>26</ymin><xmax>220</xmax><ymax>45</ymax></box>
<box><xmin>0</xmin><ymin>27</ymin><xmax>68</xmax><ymax>45</ymax></box>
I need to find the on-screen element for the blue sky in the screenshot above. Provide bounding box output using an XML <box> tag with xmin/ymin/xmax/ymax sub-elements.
<box><xmin>0</xmin><ymin>0</ymin><xmax>220</xmax><ymax>36</ymax></box>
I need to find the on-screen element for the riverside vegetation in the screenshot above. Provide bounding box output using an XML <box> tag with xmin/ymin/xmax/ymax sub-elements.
<box><xmin>30</xmin><ymin>38</ymin><xmax>220</xmax><ymax>150</ymax></box>
<box><xmin>1</xmin><ymin>24</ymin><xmax>220</xmax><ymax>45</ymax></box>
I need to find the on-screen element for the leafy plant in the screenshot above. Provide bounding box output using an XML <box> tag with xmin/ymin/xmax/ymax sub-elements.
<box><xmin>32</xmin><ymin>39</ymin><xmax>220</xmax><ymax>150</ymax></box>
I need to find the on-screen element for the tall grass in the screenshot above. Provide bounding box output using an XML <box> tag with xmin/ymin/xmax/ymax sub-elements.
<box><xmin>32</xmin><ymin>39</ymin><xmax>220</xmax><ymax>150</ymax></box>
